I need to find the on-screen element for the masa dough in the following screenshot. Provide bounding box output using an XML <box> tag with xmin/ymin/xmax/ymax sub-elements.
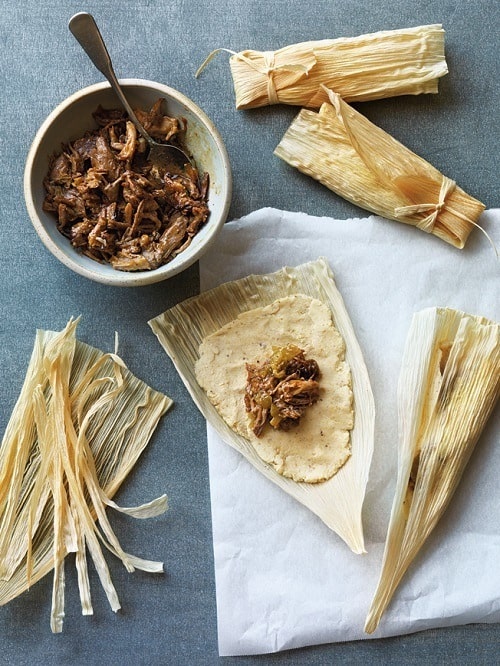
<box><xmin>195</xmin><ymin>294</ymin><xmax>353</xmax><ymax>483</ymax></box>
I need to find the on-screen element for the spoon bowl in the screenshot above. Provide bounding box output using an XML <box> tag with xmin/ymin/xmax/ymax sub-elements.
<box><xmin>24</xmin><ymin>79</ymin><xmax>232</xmax><ymax>286</ymax></box>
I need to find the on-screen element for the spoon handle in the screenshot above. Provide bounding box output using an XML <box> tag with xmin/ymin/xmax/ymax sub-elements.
<box><xmin>69</xmin><ymin>12</ymin><xmax>152</xmax><ymax>144</ymax></box>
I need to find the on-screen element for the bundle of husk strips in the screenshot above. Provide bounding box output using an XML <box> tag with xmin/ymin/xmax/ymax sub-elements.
<box><xmin>365</xmin><ymin>307</ymin><xmax>500</xmax><ymax>634</ymax></box>
<box><xmin>0</xmin><ymin>319</ymin><xmax>171</xmax><ymax>632</ymax></box>
<box><xmin>197</xmin><ymin>25</ymin><xmax>447</xmax><ymax>109</ymax></box>
<box><xmin>274</xmin><ymin>88</ymin><xmax>485</xmax><ymax>248</ymax></box>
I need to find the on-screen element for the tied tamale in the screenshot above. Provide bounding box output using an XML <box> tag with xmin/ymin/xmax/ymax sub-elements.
<box><xmin>365</xmin><ymin>307</ymin><xmax>500</xmax><ymax>634</ymax></box>
<box><xmin>197</xmin><ymin>25</ymin><xmax>447</xmax><ymax>109</ymax></box>
<box><xmin>274</xmin><ymin>88</ymin><xmax>485</xmax><ymax>248</ymax></box>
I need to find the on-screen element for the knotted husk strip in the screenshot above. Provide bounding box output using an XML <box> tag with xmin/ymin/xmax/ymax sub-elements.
<box><xmin>365</xmin><ymin>307</ymin><xmax>500</xmax><ymax>634</ymax></box>
<box><xmin>274</xmin><ymin>88</ymin><xmax>485</xmax><ymax>248</ymax></box>
<box><xmin>0</xmin><ymin>319</ymin><xmax>171</xmax><ymax>631</ymax></box>
<box><xmin>211</xmin><ymin>25</ymin><xmax>447</xmax><ymax>109</ymax></box>
<box><xmin>149</xmin><ymin>258</ymin><xmax>375</xmax><ymax>554</ymax></box>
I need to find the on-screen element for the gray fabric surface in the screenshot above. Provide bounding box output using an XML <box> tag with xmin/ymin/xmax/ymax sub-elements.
<box><xmin>0</xmin><ymin>0</ymin><xmax>498</xmax><ymax>663</ymax></box>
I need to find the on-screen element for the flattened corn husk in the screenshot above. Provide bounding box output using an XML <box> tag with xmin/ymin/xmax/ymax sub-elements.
<box><xmin>365</xmin><ymin>307</ymin><xmax>500</xmax><ymax>634</ymax></box>
<box><xmin>0</xmin><ymin>319</ymin><xmax>171</xmax><ymax>631</ymax></box>
<box><xmin>149</xmin><ymin>258</ymin><xmax>375</xmax><ymax>554</ymax></box>
<box><xmin>274</xmin><ymin>88</ymin><xmax>485</xmax><ymax>248</ymax></box>
<box><xmin>201</xmin><ymin>25</ymin><xmax>447</xmax><ymax>109</ymax></box>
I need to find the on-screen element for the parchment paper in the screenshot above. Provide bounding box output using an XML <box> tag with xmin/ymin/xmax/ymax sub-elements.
<box><xmin>198</xmin><ymin>208</ymin><xmax>500</xmax><ymax>656</ymax></box>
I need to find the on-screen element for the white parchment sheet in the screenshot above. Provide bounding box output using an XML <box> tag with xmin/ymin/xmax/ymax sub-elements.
<box><xmin>199</xmin><ymin>208</ymin><xmax>500</xmax><ymax>656</ymax></box>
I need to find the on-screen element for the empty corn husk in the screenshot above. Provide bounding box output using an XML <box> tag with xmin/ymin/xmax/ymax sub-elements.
<box><xmin>0</xmin><ymin>319</ymin><xmax>171</xmax><ymax>631</ymax></box>
<box><xmin>365</xmin><ymin>307</ymin><xmax>500</xmax><ymax>634</ymax></box>
<box><xmin>149</xmin><ymin>258</ymin><xmax>375</xmax><ymax>554</ymax></box>
<box><xmin>197</xmin><ymin>25</ymin><xmax>447</xmax><ymax>109</ymax></box>
<box><xmin>274</xmin><ymin>88</ymin><xmax>485</xmax><ymax>248</ymax></box>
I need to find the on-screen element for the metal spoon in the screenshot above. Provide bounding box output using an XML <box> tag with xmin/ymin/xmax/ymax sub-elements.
<box><xmin>69</xmin><ymin>12</ymin><xmax>192</xmax><ymax>172</ymax></box>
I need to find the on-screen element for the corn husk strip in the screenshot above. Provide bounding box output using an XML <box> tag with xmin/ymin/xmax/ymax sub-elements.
<box><xmin>274</xmin><ymin>88</ymin><xmax>485</xmax><ymax>248</ymax></box>
<box><xmin>201</xmin><ymin>25</ymin><xmax>447</xmax><ymax>109</ymax></box>
<box><xmin>149</xmin><ymin>258</ymin><xmax>374</xmax><ymax>554</ymax></box>
<box><xmin>365</xmin><ymin>307</ymin><xmax>500</xmax><ymax>634</ymax></box>
<box><xmin>0</xmin><ymin>319</ymin><xmax>172</xmax><ymax>631</ymax></box>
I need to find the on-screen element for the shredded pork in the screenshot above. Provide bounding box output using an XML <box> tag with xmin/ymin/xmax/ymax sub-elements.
<box><xmin>244</xmin><ymin>345</ymin><xmax>321</xmax><ymax>437</ymax></box>
<box><xmin>43</xmin><ymin>99</ymin><xmax>209</xmax><ymax>271</ymax></box>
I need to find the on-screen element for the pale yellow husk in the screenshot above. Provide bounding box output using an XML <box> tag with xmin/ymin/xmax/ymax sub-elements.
<box><xmin>149</xmin><ymin>258</ymin><xmax>375</xmax><ymax>554</ymax></box>
<box><xmin>0</xmin><ymin>319</ymin><xmax>172</xmax><ymax>632</ymax></box>
<box><xmin>274</xmin><ymin>88</ymin><xmax>485</xmax><ymax>248</ymax></box>
<box><xmin>198</xmin><ymin>25</ymin><xmax>447</xmax><ymax>109</ymax></box>
<box><xmin>365</xmin><ymin>307</ymin><xmax>500</xmax><ymax>634</ymax></box>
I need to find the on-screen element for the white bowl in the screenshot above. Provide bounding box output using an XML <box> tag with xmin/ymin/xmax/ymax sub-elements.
<box><xmin>24</xmin><ymin>79</ymin><xmax>232</xmax><ymax>286</ymax></box>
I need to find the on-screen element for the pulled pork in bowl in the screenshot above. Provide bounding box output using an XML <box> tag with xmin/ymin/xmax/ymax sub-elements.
<box><xmin>24</xmin><ymin>80</ymin><xmax>232</xmax><ymax>286</ymax></box>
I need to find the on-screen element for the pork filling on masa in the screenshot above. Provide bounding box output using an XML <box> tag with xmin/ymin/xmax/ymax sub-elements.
<box><xmin>43</xmin><ymin>99</ymin><xmax>209</xmax><ymax>271</ymax></box>
<box><xmin>245</xmin><ymin>344</ymin><xmax>321</xmax><ymax>437</ymax></box>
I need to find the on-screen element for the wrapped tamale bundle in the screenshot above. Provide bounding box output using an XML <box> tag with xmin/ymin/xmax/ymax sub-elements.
<box><xmin>365</xmin><ymin>307</ymin><xmax>500</xmax><ymax>634</ymax></box>
<box><xmin>274</xmin><ymin>88</ymin><xmax>485</xmax><ymax>248</ymax></box>
<box><xmin>0</xmin><ymin>319</ymin><xmax>171</xmax><ymax>631</ymax></box>
<box><xmin>149</xmin><ymin>259</ymin><xmax>375</xmax><ymax>554</ymax></box>
<box><xmin>197</xmin><ymin>25</ymin><xmax>447</xmax><ymax>109</ymax></box>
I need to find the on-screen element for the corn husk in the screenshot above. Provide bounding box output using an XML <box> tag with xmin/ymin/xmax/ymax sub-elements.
<box><xmin>274</xmin><ymin>88</ymin><xmax>485</xmax><ymax>248</ymax></box>
<box><xmin>197</xmin><ymin>25</ymin><xmax>447</xmax><ymax>109</ymax></box>
<box><xmin>365</xmin><ymin>307</ymin><xmax>500</xmax><ymax>634</ymax></box>
<box><xmin>149</xmin><ymin>258</ymin><xmax>375</xmax><ymax>554</ymax></box>
<box><xmin>0</xmin><ymin>319</ymin><xmax>171</xmax><ymax>631</ymax></box>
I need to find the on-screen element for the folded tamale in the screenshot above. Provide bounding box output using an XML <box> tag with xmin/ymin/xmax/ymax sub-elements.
<box><xmin>365</xmin><ymin>307</ymin><xmax>500</xmax><ymax>634</ymax></box>
<box><xmin>274</xmin><ymin>88</ymin><xmax>485</xmax><ymax>248</ymax></box>
<box><xmin>149</xmin><ymin>259</ymin><xmax>375</xmax><ymax>554</ymax></box>
<box><xmin>197</xmin><ymin>25</ymin><xmax>447</xmax><ymax>109</ymax></box>
<box><xmin>0</xmin><ymin>319</ymin><xmax>171</xmax><ymax>631</ymax></box>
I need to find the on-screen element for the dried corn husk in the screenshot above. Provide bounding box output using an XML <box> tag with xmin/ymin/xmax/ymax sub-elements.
<box><xmin>149</xmin><ymin>258</ymin><xmax>375</xmax><ymax>554</ymax></box>
<box><xmin>0</xmin><ymin>319</ymin><xmax>171</xmax><ymax>631</ymax></box>
<box><xmin>274</xmin><ymin>88</ymin><xmax>485</xmax><ymax>248</ymax></box>
<box><xmin>365</xmin><ymin>307</ymin><xmax>500</xmax><ymax>634</ymax></box>
<box><xmin>196</xmin><ymin>25</ymin><xmax>447</xmax><ymax>109</ymax></box>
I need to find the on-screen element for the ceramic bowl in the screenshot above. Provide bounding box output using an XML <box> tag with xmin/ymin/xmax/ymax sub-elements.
<box><xmin>24</xmin><ymin>79</ymin><xmax>232</xmax><ymax>286</ymax></box>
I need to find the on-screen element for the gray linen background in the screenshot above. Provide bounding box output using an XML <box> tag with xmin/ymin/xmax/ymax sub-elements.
<box><xmin>0</xmin><ymin>0</ymin><xmax>498</xmax><ymax>663</ymax></box>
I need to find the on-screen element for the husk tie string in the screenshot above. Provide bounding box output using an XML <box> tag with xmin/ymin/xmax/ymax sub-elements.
<box><xmin>195</xmin><ymin>48</ymin><xmax>311</xmax><ymax>104</ymax></box>
<box><xmin>395</xmin><ymin>177</ymin><xmax>497</xmax><ymax>256</ymax></box>
<box><xmin>395</xmin><ymin>176</ymin><xmax>456</xmax><ymax>233</ymax></box>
